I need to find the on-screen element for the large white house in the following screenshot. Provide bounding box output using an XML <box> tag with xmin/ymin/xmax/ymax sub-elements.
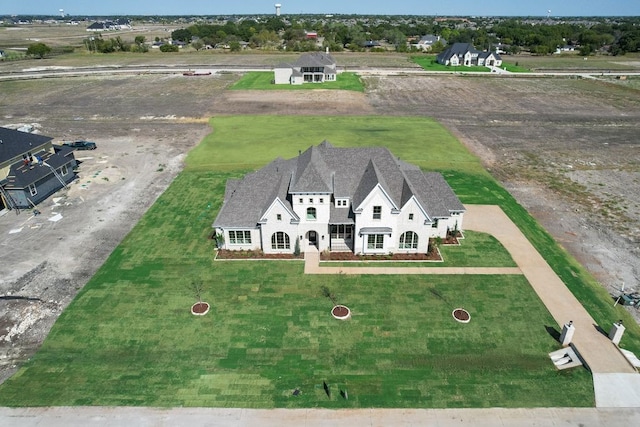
<box><xmin>213</xmin><ymin>142</ymin><xmax>465</xmax><ymax>255</ymax></box>
<box><xmin>436</xmin><ymin>42</ymin><xmax>502</xmax><ymax>67</ymax></box>
<box><xmin>274</xmin><ymin>52</ymin><xmax>337</xmax><ymax>85</ymax></box>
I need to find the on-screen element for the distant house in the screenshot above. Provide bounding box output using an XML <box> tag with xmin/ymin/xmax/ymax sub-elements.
<box><xmin>86</xmin><ymin>19</ymin><xmax>131</xmax><ymax>32</ymax></box>
<box><xmin>437</xmin><ymin>42</ymin><xmax>502</xmax><ymax>67</ymax></box>
<box><xmin>362</xmin><ymin>40</ymin><xmax>382</xmax><ymax>49</ymax></box>
<box><xmin>213</xmin><ymin>141</ymin><xmax>465</xmax><ymax>255</ymax></box>
<box><xmin>274</xmin><ymin>52</ymin><xmax>337</xmax><ymax>85</ymax></box>
<box><xmin>0</xmin><ymin>50</ymin><xmax>5</xmax><ymax>58</ymax></box>
<box><xmin>414</xmin><ymin>35</ymin><xmax>447</xmax><ymax>51</ymax></box>
<box><xmin>86</xmin><ymin>22</ymin><xmax>109</xmax><ymax>32</ymax></box>
<box><xmin>555</xmin><ymin>45</ymin><xmax>576</xmax><ymax>54</ymax></box>
<box><xmin>0</xmin><ymin>127</ymin><xmax>77</xmax><ymax>211</ymax></box>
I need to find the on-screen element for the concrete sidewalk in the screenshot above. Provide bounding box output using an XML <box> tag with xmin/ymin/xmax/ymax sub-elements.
<box><xmin>1</xmin><ymin>406</ymin><xmax>639</xmax><ymax>427</ymax></box>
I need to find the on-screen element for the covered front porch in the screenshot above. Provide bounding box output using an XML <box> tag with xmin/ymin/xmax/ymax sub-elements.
<box><xmin>328</xmin><ymin>223</ymin><xmax>354</xmax><ymax>252</ymax></box>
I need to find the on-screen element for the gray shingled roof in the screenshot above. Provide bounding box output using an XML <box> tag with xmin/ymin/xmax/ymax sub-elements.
<box><xmin>0</xmin><ymin>127</ymin><xmax>52</xmax><ymax>164</ymax></box>
<box><xmin>7</xmin><ymin>145</ymin><xmax>75</xmax><ymax>188</ymax></box>
<box><xmin>294</xmin><ymin>52</ymin><xmax>336</xmax><ymax>68</ymax></box>
<box><xmin>213</xmin><ymin>141</ymin><xmax>464</xmax><ymax>229</ymax></box>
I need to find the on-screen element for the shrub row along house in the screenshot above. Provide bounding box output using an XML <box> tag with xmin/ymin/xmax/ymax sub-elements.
<box><xmin>274</xmin><ymin>52</ymin><xmax>337</xmax><ymax>85</ymax></box>
<box><xmin>0</xmin><ymin>127</ymin><xmax>77</xmax><ymax>211</ymax></box>
<box><xmin>213</xmin><ymin>142</ymin><xmax>465</xmax><ymax>255</ymax></box>
<box><xmin>436</xmin><ymin>42</ymin><xmax>502</xmax><ymax>67</ymax></box>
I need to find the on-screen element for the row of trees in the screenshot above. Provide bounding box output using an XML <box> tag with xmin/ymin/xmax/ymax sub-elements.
<box><xmin>84</xmin><ymin>35</ymin><xmax>149</xmax><ymax>53</ymax></box>
<box><xmin>170</xmin><ymin>17</ymin><xmax>640</xmax><ymax>55</ymax></box>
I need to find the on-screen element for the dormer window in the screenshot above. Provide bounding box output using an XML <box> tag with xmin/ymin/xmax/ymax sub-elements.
<box><xmin>277</xmin><ymin>214</ymin><xmax>282</xmax><ymax>221</ymax></box>
<box><xmin>373</xmin><ymin>206</ymin><xmax>382</xmax><ymax>220</ymax></box>
<box><xmin>409</xmin><ymin>213</ymin><xmax>414</xmax><ymax>220</ymax></box>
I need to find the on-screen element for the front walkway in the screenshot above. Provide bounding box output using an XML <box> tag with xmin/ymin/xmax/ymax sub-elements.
<box><xmin>304</xmin><ymin>204</ymin><xmax>640</xmax><ymax>407</ymax></box>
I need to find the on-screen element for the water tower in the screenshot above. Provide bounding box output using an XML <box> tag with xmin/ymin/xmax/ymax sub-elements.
<box><xmin>275</xmin><ymin>4</ymin><xmax>281</xmax><ymax>16</ymax></box>
<box><xmin>59</xmin><ymin>8</ymin><xmax>65</xmax><ymax>17</ymax></box>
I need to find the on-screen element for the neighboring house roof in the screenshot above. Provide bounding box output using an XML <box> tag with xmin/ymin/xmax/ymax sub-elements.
<box><xmin>0</xmin><ymin>127</ymin><xmax>52</xmax><ymax>165</ymax></box>
<box><xmin>213</xmin><ymin>141</ymin><xmax>464</xmax><ymax>229</ymax></box>
<box><xmin>294</xmin><ymin>52</ymin><xmax>336</xmax><ymax>70</ymax></box>
<box><xmin>418</xmin><ymin>35</ymin><xmax>446</xmax><ymax>46</ymax></box>
<box><xmin>7</xmin><ymin>145</ymin><xmax>75</xmax><ymax>188</ymax></box>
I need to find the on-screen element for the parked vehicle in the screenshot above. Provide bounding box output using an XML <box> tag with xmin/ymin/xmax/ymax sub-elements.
<box><xmin>62</xmin><ymin>140</ymin><xmax>97</xmax><ymax>150</ymax></box>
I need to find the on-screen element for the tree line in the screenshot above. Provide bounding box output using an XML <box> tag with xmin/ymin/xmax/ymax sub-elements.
<box><xmin>170</xmin><ymin>16</ymin><xmax>640</xmax><ymax>55</ymax></box>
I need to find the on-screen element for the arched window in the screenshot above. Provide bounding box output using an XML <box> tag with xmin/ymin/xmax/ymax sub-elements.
<box><xmin>271</xmin><ymin>232</ymin><xmax>290</xmax><ymax>250</ymax></box>
<box><xmin>306</xmin><ymin>207</ymin><xmax>317</xmax><ymax>220</ymax></box>
<box><xmin>399</xmin><ymin>231</ymin><xmax>418</xmax><ymax>249</ymax></box>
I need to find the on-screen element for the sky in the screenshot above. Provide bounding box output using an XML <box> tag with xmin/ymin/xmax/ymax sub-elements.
<box><xmin>1</xmin><ymin>0</ymin><xmax>639</xmax><ymax>17</ymax></box>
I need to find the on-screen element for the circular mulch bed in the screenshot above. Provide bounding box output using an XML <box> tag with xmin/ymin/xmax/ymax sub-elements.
<box><xmin>332</xmin><ymin>305</ymin><xmax>351</xmax><ymax>320</ymax></box>
<box><xmin>191</xmin><ymin>302</ymin><xmax>210</xmax><ymax>316</ymax></box>
<box><xmin>452</xmin><ymin>308</ymin><xmax>470</xmax><ymax>323</ymax></box>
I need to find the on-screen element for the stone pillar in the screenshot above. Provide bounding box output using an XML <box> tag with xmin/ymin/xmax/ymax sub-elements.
<box><xmin>559</xmin><ymin>321</ymin><xmax>575</xmax><ymax>346</ymax></box>
<box><xmin>609</xmin><ymin>320</ymin><xmax>625</xmax><ymax>345</ymax></box>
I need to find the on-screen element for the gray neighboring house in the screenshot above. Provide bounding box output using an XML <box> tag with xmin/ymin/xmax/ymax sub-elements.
<box><xmin>436</xmin><ymin>42</ymin><xmax>502</xmax><ymax>67</ymax></box>
<box><xmin>414</xmin><ymin>35</ymin><xmax>447</xmax><ymax>51</ymax></box>
<box><xmin>0</xmin><ymin>127</ymin><xmax>77</xmax><ymax>211</ymax></box>
<box><xmin>213</xmin><ymin>141</ymin><xmax>465</xmax><ymax>255</ymax></box>
<box><xmin>274</xmin><ymin>52</ymin><xmax>337</xmax><ymax>85</ymax></box>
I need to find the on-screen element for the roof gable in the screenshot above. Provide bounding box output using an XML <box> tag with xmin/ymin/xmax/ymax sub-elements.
<box><xmin>290</xmin><ymin>145</ymin><xmax>332</xmax><ymax>193</ymax></box>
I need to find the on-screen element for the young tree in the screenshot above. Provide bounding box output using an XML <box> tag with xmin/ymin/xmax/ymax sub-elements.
<box><xmin>160</xmin><ymin>44</ymin><xmax>179</xmax><ymax>52</ymax></box>
<box><xmin>191</xmin><ymin>40</ymin><xmax>204</xmax><ymax>51</ymax></box>
<box><xmin>26</xmin><ymin>43</ymin><xmax>51</xmax><ymax>59</ymax></box>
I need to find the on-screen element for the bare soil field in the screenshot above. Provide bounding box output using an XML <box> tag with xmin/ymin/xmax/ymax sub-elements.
<box><xmin>1</xmin><ymin>69</ymin><xmax>639</xmax><ymax>384</ymax></box>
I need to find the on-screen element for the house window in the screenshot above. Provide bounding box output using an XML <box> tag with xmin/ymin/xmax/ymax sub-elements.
<box><xmin>28</xmin><ymin>183</ymin><xmax>37</xmax><ymax>196</ymax></box>
<box><xmin>277</xmin><ymin>214</ymin><xmax>282</xmax><ymax>221</ymax></box>
<box><xmin>408</xmin><ymin>213</ymin><xmax>414</xmax><ymax>220</ymax></box>
<box><xmin>432</xmin><ymin>219</ymin><xmax>439</xmax><ymax>228</ymax></box>
<box><xmin>60</xmin><ymin>165</ymin><xmax>68</xmax><ymax>176</ymax></box>
<box><xmin>399</xmin><ymin>231</ymin><xmax>418</xmax><ymax>249</ymax></box>
<box><xmin>309</xmin><ymin>198</ymin><xmax>313</xmax><ymax>204</ymax></box>
<box><xmin>373</xmin><ymin>206</ymin><xmax>382</xmax><ymax>220</ymax></box>
<box><xmin>367</xmin><ymin>234</ymin><xmax>384</xmax><ymax>249</ymax></box>
<box><xmin>319</xmin><ymin>198</ymin><xmax>324</xmax><ymax>204</ymax></box>
<box><xmin>299</xmin><ymin>198</ymin><xmax>303</xmax><ymax>203</ymax></box>
<box><xmin>271</xmin><ymin>232</ymin><xmax>290</xmax><ymax>249</ymax></box>
<box><xmin>228</xmin><ymin>230</ymin><xmax>252</xmax><ymax>244</ymax></box>
<box><xmin>307</xmin><ymin>207</ymin><xmax>317</xmax><ymax>220</ymax></box>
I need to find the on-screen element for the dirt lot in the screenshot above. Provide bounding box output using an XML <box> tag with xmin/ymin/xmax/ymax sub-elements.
<box><xmin>1</xmin><ymin>71</ymin><xmax>639</xmax><ymax>384</ymax></box>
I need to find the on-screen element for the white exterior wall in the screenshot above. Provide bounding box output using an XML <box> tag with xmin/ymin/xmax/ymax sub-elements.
<box><xmin>291</xmin><ymin>194</ymin><xmax>331</xmax><ymax>252</ymax></box>
<box><xmin>291</xmin><ymin>75</ymin><xmax>304</xmax><ymax>85</ymax></box>
<box><xmin>443</xmin><ymin>212</ymin><xmax>464</xmax><ymax>234</ymax></box>
<box><xmin>274</xmin><ymin>67</ymin><xmax>292</xmax><ymax>84</ymax></box>
<box><xmin>260</xmin><ymin>201</ymin><xmax>299</xmax><ymax>254</ymax></box>
<box><xmin>220</xmin><ymin>228</ymin><xmax>261</xmax><ymax>251</ymax></box>
<box><xmin>353</xmin><ymin>187</ymin><xmax>398</xmax><ymax>254</ymax></box>
<box><xmin>396</xmin><ymin>198</ymin><xmax>430</xmax><ymax>253</ymax></box>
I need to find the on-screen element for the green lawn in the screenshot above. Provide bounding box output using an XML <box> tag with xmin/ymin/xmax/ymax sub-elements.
<box><xmin>411</xmin><ymin>55</ymin><xmax>491</xmax><ymax>72</ymax></box>
<box><xmin>230</xmin><ymin>71</ymin><xmax>365</xmax><ymax>91</ymax></box>
<box><xmin>4</xmin><ymin>115</ymin><xmax>639</xmax><ymax>408</ymax></box>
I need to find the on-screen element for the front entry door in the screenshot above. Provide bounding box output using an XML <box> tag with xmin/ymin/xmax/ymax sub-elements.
<box><xmin>308</xmin><ymin>231</ymin><xmax>317</xmax><ymax>247</ymax></box>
